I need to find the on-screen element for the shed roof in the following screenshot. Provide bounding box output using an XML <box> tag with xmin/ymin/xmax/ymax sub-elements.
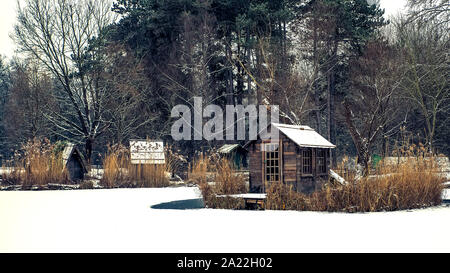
<box><xmin>272</xmin><ymin>123</ymin><xmax>336</xmax><ymax>149</ymax></box>
<box><xmin>218</xmin><ymin>144</ymin><xmax>246</xmax><ymax>154</ymax></box>
<box><xmin>61</xmin><ymin>143</ymin><xmax>88</xmax><ymax>173</ymax></box>
<box><xmin>130</xmin><ymin>140</ymin><xmax>165</xmax><ymax>164</ymax></box>
<box><xmin>61</xmin><ymin>143</ymin><xmax>76</xmax><ymax>164</ymax></box>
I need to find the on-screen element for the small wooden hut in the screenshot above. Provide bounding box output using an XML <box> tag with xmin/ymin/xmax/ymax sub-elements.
<box><xmin>244</xmin><ymin>123</ymin><xmax>335</xmax><ymax>194</ymax></box>
<box><xmin>61</xmin><ymin>143</ymin><xmax>88</xmax><ymax>181</ymax></box>
<box><xmin>218</xmin><ymin>144</ymin><xmax>248</xmax><ymax>170</ymax></box>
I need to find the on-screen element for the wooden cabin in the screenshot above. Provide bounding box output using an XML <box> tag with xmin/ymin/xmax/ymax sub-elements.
<box><xmin>218</xmin><ymin>144</ymin><xmax>248</xmax><ymax>170</ymax></box>
<box><xmin>61</xmin><ymin>143</ymin><xmax>88</xmax><ymax>181</ymax></box>
<box><xmin>244</xmin><ymin>123</ymin><xmax>335</xmax><ymax>194</ymax></box>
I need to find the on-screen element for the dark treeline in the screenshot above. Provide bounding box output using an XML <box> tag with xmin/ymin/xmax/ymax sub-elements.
<box><xmin>0</xmin><ymin>0</ymin><xmax>448</xmax><ymax>173</ymax></box>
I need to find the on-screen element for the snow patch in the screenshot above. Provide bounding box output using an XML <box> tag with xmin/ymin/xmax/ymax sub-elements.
<box><xmin>1</xmin><ymin>187</ymin><xmax>450</xmax><ymax>252</ymax></box>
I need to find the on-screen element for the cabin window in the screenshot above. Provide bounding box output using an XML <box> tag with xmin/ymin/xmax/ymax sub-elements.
<box><xmin>302</xmin><ymin>149</ymin><xmax>312</xmax><ymax>174</ymax></box>
<box><xmin>317</xmin><ymin>149</ymin><xmax>326</xmax><ymax>174</ymax></box>
<box><xmin>264</xmin><ymin>143</ymin><xmax>280</xmax><ymax>183</ymax></box>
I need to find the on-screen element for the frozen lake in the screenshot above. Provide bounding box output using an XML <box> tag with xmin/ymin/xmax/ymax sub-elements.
<box><xmin>1</xmin><ymin>187</ymin><xmax>450</xmax><ymax>252</ymax></box>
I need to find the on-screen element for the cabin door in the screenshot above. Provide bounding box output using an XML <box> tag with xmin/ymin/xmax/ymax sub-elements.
<box><xmin>68</xmin><ymin>157</ymin><xmax>83</xmax><ymax>180</ymax></box>
<box><xmin>263</xmin><ymin>142</ymin><xmax>282</xmax><ymax>191</ymax></box>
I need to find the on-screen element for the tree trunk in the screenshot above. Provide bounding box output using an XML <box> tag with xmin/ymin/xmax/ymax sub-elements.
<box><xmin>226</xmin><ymin>41</ymin><xmax>234</xmax><ymax>105</ymax></box>
<box><xmin>314</xmin><ymin>85</ymin><xmax>321</xmax><ymax>134</ymax></box>
<box><xmin>357</xmin><ymin>147</ymin><xmax>370</xmax><ymax>177</ymax></box>
<box><xmin>85</xmin><ymin>137</ymin><xmax>93</xmax><ymax>165</ymax></box>
<box><xmin>328</xmin><ymin>40</ymin><xmax>339</xmax><ymax>168</ymax></box>
<box><xmin>343</xmin><ymin>102</ymin><xmax>371</xmax><ymax>177</ymax></box>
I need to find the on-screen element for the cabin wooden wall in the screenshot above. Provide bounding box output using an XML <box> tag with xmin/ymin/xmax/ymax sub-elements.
<box><xmin>248</xmin><ymin>141</ymin><xmax>263</xmax><ymax>193</ymax></box>
<box><xmin>295</xmin><ymin>148</ymin><xmax>330</xmax><ymax>193</ymax></box>
<box><xmin>281</xmin><ymin>135</ymin><xmax>297</xmax><ymax>190</ymax></box>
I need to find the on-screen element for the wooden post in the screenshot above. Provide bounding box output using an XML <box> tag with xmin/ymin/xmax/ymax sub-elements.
<box><xmin>312</xmin><ymin>148</ymin><xmax>316</xmax><ymax>177</ymax></box>
<box><xmin>280</xmin><ymin>139</ymin><xmax>283</xmax><ymax>185</ymax></box>
<box><xmin>261</xmin><ymin>143</ymin><xmax>265</xmax><ymax>193</ymax></box>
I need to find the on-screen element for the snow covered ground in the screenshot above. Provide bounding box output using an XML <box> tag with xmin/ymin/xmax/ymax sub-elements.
<box><xmin>1</xmin><ymin>187</ymin><xmax>450</xmax><ymax>253</ymax></box>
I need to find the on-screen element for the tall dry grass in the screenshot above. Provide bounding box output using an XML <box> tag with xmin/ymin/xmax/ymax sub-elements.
<box><xmin>335</xmin><ymin>155</ymin><xmax>357</xmax><ymax>182</ymax></box>
<box><xmin>100</xmin><ymin>144</ymin><xmax>169</xmax><ymax>188</ymax></box>
<box><xmin>100</xmin><ymin>144</ymin><xmax>130</xmax><ymax>188</ymax></box>
<box><xmin>267</xmin><ymin>144</ymin><xmax>444</xmax><ymax>212</ymax></box>
<box><xmin>1</xmin><ymin>160</ymin><xmax>22</xmax><ymax>185</ymax></box>
<box><xmin>214</xmin><ymin>158</ymin><xmax>247</xmax><ymax>195</ymax></box>
<box><xmin>189</xmin><ymin>154</ymin><xmax>247</xmax><ymax>209</ymax></box>
<box><xmin>1</xmin><ymin>138</ymin><xmax>69</xmax><ymax>187</ymax></box>
<box><xmin>187</xmin><ymin>153</ymin><xmax>209</xmax><ymax>185</ymax></box>
<box><xmin>165</xmin><ymin>146</ymin><xmax>186</xmax><ymax>178</ymax></box>
<box><xmin>130</xmin><ymin>164</ymin><xmax>168</xmax><ymax>187</ymax></box>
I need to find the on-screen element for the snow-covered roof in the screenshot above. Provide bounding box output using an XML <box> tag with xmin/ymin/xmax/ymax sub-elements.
<box><xmin>61</xmin><ymin>143</ymin><xmax>88</xmax><ymax>173</ymax></box>
<box><xmin>130</xmin><ymin>140</ymin><xmax>165</xmax><ymax>164</ymax></box>
<box><xmin>61</xmin><ymin>143</ymin><xmax>76</xmax><ymax>164</ymax></box>
<box><xmin>218</xmin><ymin>144</ymin><xmax>245</xmax><ymax>154</ymax></box>
<box><xmin>218</xmin><ymin>193</ymin><xmax>267</xmax><ymax>199</ymax></box>
<box><xmin>272</xmin><ymin>123</ymin><xmax>336</xmax><ymax>149</ymax></box>
<box><xmin>329</xmin><ymin>169</ymin><xmax>347</xmax><ymax>185</ymax></box>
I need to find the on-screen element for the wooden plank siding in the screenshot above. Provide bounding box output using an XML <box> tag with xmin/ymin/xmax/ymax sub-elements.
<box><xmin>248</xmin><ymin>142</ymin><xmax>263</xmax><ymax>193</ymax></box>
<box><xmin>282</xmin><ymin>137</ymin><xmax>297</xmax><ymax>189</ymax></box>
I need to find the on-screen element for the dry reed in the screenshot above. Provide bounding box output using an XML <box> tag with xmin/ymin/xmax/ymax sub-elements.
<box><xmin>100</xmin><ymin>143</ymin><xmax>169</xmax><ymax>188</ymax></box>
<box><xmin>1</xmin><ymin>138</ymin><xmax>70</xmax><ymax>188</ymax></box>
<box><xmin>189</xmin><ymin>154</ymin><xmax>247</xmax><ymax>209</ymax></box>
<box><xmin>267</xmin><ymin>144</ymin><xmax>444</xmax><ymax>212</ymax></box>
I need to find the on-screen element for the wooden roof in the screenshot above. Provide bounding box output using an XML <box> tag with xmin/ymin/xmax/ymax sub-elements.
<box><xmin>218</xmin><ymin>144</ymin><xmax>247</xmax><ymax>154</ymax></box>
<box><xmin>61</xmin><ymin>143</ymin><xmax>88</xmax><ymax>173</ymax></box>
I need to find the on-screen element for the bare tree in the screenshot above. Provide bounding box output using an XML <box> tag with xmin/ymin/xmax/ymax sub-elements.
<box><xmin>154</xmin><ymin>6</ymin><xmax>226</xmax><ymax>145</ymax></box>
<box><xmin>407</xmin><ymin>0</ymin><xmax>449</xmax><ymax>26</ymax></box>
<box><xmin>4</xmin><ymin>59</ymin><xmax>56</xmax><ymax>144</ymax></box>
<box><xmin>0</xmin><ymin>56</ymin><xmax>12</xmax><ymax>157</ymax></box>
<box><xmin>100</xmin><ymin>44</ymin><xmax>154</xmax><ymax>144</ymax></box>
<box><xmin>395</xmin><ymin>16</ymin><xmax>449</xmax><ymax>152</ymax></box>
<box><xmin>235</xmin><ymin>37</ymin><xmax>316</xmax><ymax>126</ymax></box>
<box><xmin>13</xmin><ymin>0</ymin><xmax>117</xmax><ymax>162</ymax></box>
<box><xmin>342</xmin><ymin>39</ymin><xmax>404</xmax><ymax>176</ymax></box>
<box><xmin>290</xmin><ymin>0</ymin><xmax>339</xmax><ymax>132</ymax></box>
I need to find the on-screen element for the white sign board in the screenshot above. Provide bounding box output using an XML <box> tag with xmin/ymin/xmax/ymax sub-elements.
<box><xmin>130</xmin><ymin>140</ymin><xmax>165</xmax><ymax>164</ymax></box>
